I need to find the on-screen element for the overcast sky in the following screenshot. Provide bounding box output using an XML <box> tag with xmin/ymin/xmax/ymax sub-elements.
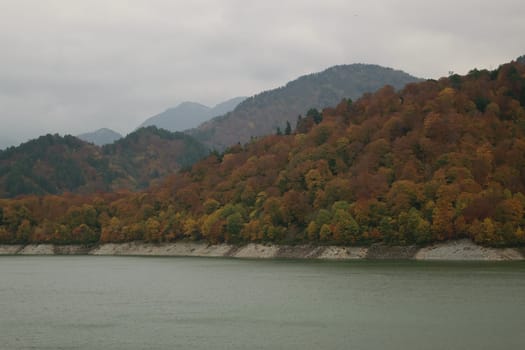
<box><xmin>1</xmin><ymin>0</ymin><xmax>524</xmax><ymax>148</ymax></box>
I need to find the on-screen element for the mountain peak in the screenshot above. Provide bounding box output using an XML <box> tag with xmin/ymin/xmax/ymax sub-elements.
<box><xmin>138</xmin><ymin>97</ymin><xmax>246</xmax><ymax>132</ymax></box>
<box><xmin>189</xmin><ymin>63</ymin><xmax>421</xmax><ymax>150</ymax></box>
<box><xmin>77</xmin><ymin>128</ymin><xmax>123</xmax><ymax>146</ymax></box>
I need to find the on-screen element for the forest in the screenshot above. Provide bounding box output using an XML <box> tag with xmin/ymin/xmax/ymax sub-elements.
<box><xmin>0</xmin><ymin>126</ymin><xmax>208</xmax><ymax>197</ymax></box>
<box><xmin>1</xmin><ymin>59</ymin><xmax>525</xmax><ymax>247</ymax></box>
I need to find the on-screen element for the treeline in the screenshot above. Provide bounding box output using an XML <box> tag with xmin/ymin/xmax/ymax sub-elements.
<box><xmin>1</xmin><ymin>60</ymin><xmax>525</xmax><ymax>247</ymax></box>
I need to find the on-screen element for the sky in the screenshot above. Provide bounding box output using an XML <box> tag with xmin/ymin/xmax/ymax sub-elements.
<box><xmin>1</xmin><ymin>0</ymin><xmax>524</xmax><ymax>148</ymax></box>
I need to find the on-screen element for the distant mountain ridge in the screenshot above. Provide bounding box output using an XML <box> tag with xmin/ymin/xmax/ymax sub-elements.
<box><xmin>188</xmin><ymin>64</ymin><xmax>421</xmax><ymax>150</ymax></box>
<box><xmin>139</xmin><ymin>97</ymin><xmax>247</xmax><ymax>132</ymax></box>
<box><xmin>77</xmin><ymin>128</ymin><xmax>123</xmax><ymax>146</ymax></box>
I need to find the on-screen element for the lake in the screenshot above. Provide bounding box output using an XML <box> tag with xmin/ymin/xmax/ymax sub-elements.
<box><xmin>1</xmin><ymin>256</ymin><xmax>524</xmax><ymax>349</ymax></box>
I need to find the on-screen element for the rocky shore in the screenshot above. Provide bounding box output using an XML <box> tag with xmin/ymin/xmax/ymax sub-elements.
<box><xmin>0</xmin><ymin>239</ymin><xmax>523</xmax><ymax>261</ymax></box>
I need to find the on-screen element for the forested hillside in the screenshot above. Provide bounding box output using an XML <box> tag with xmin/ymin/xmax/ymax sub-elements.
<box><xmin>0</xmin><ymin>127</ymin><xmax>208</xmax><ymax>197</ymax></box>
<box><xmin>101</xmin><ymin>126</ymin><xmax>208</xmax><ymax>189</ymax></box>
<box><xmin>189</xmin><ymin>64</ymin><xmax>420</xmax><ymax>150</ymax></box>
<box><xmin>1</xmin><ymin>59</ymin><xmax>525</xmax><ymax>247</ymax></box>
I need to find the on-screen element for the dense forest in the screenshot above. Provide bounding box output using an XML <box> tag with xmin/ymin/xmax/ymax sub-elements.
<box><xmin>1</xmin><ymin>59</ymin><xmax>525</xmax><ymax>247</ymax></box>
<box><xmin>0</xmin><ymin>126</ymin><xmax>208</xmax><ymax>197</ymax></box>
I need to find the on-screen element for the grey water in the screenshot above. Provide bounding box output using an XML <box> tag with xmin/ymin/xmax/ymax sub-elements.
<box><xmin>0</xmin><ymin>256</ymin><xmax>524</xmax><ymax>350</ymax></box>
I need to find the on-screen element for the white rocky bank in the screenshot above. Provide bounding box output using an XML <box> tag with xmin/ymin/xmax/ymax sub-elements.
<box><xmin>0</xmin><ymin>239</ymin><xmax>523</xmax><ymax>260</ymax></box>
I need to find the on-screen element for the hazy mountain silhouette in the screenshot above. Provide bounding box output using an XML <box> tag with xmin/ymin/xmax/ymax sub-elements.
<box><xmin>77</xmin><ymin>128</ymin><xmax>123</xmax><ymax>146</ymax></box>
<box><xmin>139</xmin><ymin>97</ymin><xmax>246</xmax><ymax>132</ymax></box>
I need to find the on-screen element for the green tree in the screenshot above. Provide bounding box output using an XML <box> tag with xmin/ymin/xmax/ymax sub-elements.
<box><xmin>307</xmin><ymin>108</ymin><xmax>322</xmax><ymax>124</ymax></box>
<box><xmin>332</xmin><ymin>206</ymin><xmax>360</xmax><ymax>243</ymax></box>
<box><xmin>226</xmin><ymin>212</ymin><xmax>244</xmax><ymax>241</ymax></box>
<box><xmin>285</xmin><ymin>121</ymin><xmax>292</xmax><ymax>135</ymax></box>
<box><xmin>397</xmin><ymin>208</ymin><xmax>431</xmax><ymax>244</ymax></box>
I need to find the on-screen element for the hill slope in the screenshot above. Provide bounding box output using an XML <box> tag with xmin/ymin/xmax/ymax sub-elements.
<box><xmin>0</xmin><ymin>127</ymin><xmax>209</xmax><ymax>197</ymax></box>
<box><xmin>2</xmin><ymin>59</ymin><xmax>525</xmax><ymax>247</ymax></box>
<box><xmin>101</xmin><ymin>127</ymin><xmax>209</xmax><ymax>189</ymax></box>
<box><xmin>0</xmin><ymin>134</ymin><xmax>110</xmax><ymax>197</ymax></box>
<box><xmin>189</xmin><ymin>64</ymin><xmax>420</xmax><ymax>150</ymax></box>
<box><xmin>139</xmin><ymin>97</ymin><xmax>246</xmax><ymax>132</ymax></box>
<box><xmin>105</xmin><ymin>59</ymin><xmax>525</xmax><ymax>246</ymax></box>
<box><xmin>77</xmin><ymin>128</ymin><xmax>123</xmax><ymax>146</ymax></box>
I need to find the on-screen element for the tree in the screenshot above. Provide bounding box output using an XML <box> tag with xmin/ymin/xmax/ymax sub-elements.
<box><xmin>319</xmin><ymin>224</ymin><xmax>333</xmax><ymax>242</ymax></box>
<box><xmin>145</xmin><ymin>217</ymin><xmax>161</xmax><ymax>242</ymax></box>
<box><xmin>397</xmin><ymin>208</ymin><xmax>431</xmax><ymax>244</ymax></box>
<box><xmin>307</xmin><ymin>108</ymin><xmax>322</xmax><ymax>124</ymax></box>
<box><xmin>306</xmin><ymin>221</ymin><xmax>319</xmax><ymax>241</ymax></box>
<box><xmin>183</xmin><ymin>217</ymin><xmax>200</xmax><ymax>240</ymax></box>
<box><xmin>386</xmin><ymin>180</ymin><xmax>422</xmax><ymax>215</ymax></box>
<box><xmin>71</xmin><ymin>224</ymin><xmax>98</xmax><ymax>243</ymax></box>
<box><xmin>285</xmin><ymin>121</ymin><xmax>292</xmax><ymax>135</ymax></box>
<box><xmin>226</xmin><ymin>212</ymin><xmax>244</xmax><ymax>241</ymax></box>
<box><xmin>281</xmin><ymin>190</ymin><xmax>310</xmax><ymax>226</ymax></box>
<box><xmin>101</xmin><ymin>216</ymin><xmax>122</xmax><ymax>242</ymax></box>
<box><xmin>16</xmin><ymin>219</ymin><xmax>32</xmax><ymax>243</ymax></box>
<box><xmin>332</xmin><ymin>207</ymin><xmax>360</xmax><ymax>244</ymax></box>
<box><xmin>431</xmin><ymin>202</ymin><xmax>455</xmax><ymax>240</ymax></box>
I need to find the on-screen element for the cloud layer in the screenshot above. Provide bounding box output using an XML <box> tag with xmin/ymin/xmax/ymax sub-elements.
<box><xmin>1</xmin><ymin>0</ymin><xmax>524</xmax><ymax>147</ymax></box>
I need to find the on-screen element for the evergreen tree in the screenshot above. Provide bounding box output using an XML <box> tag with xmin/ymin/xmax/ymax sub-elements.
<box><xmin>285</xmin><ymin>121</ymin><xmax>292</xmax><ymax>135</ymax></box>
<box><xmin>307</xmin><ymin>108</ymin><xmax>322</xmax><ymax>124</ymax></box>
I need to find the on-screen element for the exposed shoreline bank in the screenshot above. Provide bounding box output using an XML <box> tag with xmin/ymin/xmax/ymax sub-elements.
<box><xmin>0</xmin><ymin>239</ymin><xmax>523</xmax><ymax>261</ymax></box>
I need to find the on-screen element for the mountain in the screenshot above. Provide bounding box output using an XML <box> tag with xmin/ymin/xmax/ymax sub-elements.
<box><xmin>101</xmin><ymin>126</ymin><xmax>209</xmax><ymax>189</ymax></box>
<box><xmin>77</xmin><ymin>128</ymin><xmax>123</xmax><ymax>146</ymax></box>
<box><xmin>517</xmin><ymin>55</ymin><xmax>525</xmax><ymax>64</ymax></box>
<box><xmin>2</xmin><ymin>59</ymin><xmax>525</xmax><ymax>247</ymax></box>
<box><xmin>138</xmin><ymin>97</ymin><xmax>247</xmax><ymax>132</ymax></box>
<box><xmin>188</xmin><ymin>64</ymin><xmax>421</xmax><ymax>150</ymax></box>
<box><xmin>207</xmin><ymin>97</ymin><xmax>248</xmax><ymax>117</ymax></box>
<box><xmin>0</xmin><ymin>127</ymin><xmax>208</xmax><ymax>197</ymax></box>
<box><xmin>0</xmin><ymin>134</ymin><xmax>109</xmax><ymax>197</ymax></box>
<box><xmin>102</xmin><ymin>61</ymin><xmax>525</xmax><ymax>246</ymax></box>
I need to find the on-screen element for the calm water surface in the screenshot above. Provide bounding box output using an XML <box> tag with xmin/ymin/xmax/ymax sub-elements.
<box><xmin>0</xmin><ymin>256</ymin><xmax>524</xmax><ymax>350</ymax></box>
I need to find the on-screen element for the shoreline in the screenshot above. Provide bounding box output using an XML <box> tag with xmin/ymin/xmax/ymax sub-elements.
<box><xmin>0</xmin><ymin>239</ymin><xmax>523</xmax><ymax>261</ymax></box>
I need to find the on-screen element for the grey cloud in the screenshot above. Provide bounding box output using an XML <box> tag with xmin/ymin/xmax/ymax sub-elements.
<box><xmin>1</xmin><ymin>0</ymin><xmax>524</xmax><ymax>148</ymax></box>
